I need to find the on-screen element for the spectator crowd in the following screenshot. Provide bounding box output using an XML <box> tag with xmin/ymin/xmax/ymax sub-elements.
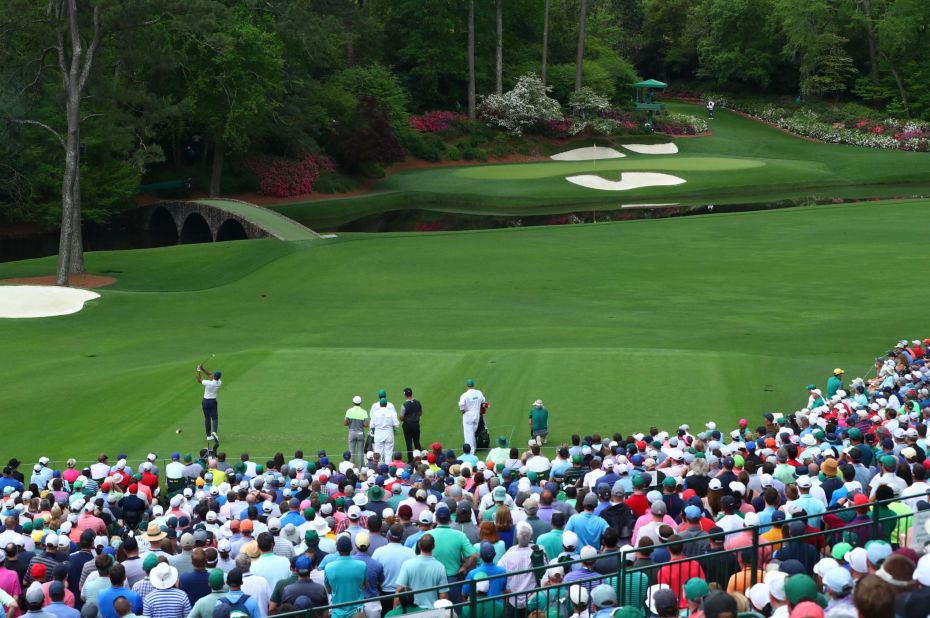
<box><xmin>3</xmin><ymin>338</ymin><xmax>930</xmax><ymax>618</ymax></box>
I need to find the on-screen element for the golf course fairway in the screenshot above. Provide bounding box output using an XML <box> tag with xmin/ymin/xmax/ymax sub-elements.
<box><xmin>2</xmin><ymin>198</ymin><xmax>930</xmax><ymax>463</ymax></box>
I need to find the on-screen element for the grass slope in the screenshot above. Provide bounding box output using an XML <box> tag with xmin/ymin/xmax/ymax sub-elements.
<box><xmin>3</xmin><ymin>199</ymin><xmax>929</xmax><ymax>462</ymax></box>
<box><xmin>272</xmin><ymin>103</ymin><xmax>930</xmax><ymax>228</ymax></box>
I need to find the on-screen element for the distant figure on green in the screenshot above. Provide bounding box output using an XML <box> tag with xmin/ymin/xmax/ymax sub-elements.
<box><xmin>528</xmin><ymin>399</ymin><xmax>549</xmax><ymax>444</ymax></box>
<box><xmin>707</xmin><ymin>99</ymin><xmax>715</xmax><ymax>119</ymax></box>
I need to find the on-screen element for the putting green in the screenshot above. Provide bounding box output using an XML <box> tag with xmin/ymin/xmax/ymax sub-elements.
<box><xmin>453</xmin><ymin>156</ymin><xmax>766</xmax><ymax>181</ymax></box>
<box><xmin>272</xmin><ymin>103</ymin><xmax>930</xmax><ymax>229</ymax></box>
<box><xmin>2</xmin><ymin>199</ymin><xmax>929</xmax><ymax>461</ymax></box>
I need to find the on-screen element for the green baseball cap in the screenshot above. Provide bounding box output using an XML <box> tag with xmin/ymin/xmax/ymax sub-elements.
<box><xmin>831</xmin><ymin>542</ymin><xmax>853</xmax><ymax>561</ymax></box>
<box><xmin>632</xmin><ymin>475</ymin><xmax>646</xmax><ymax>487</ymax></box>
<box><xmin>379</xmin><ymin>397</ymin><xmax>387</xmax><ymax>406</ymax></box>
<box><xmin>334</xmin><ymin>497</ymin><xmax>345</xmax><ymax>508</ymax></box>
<box><xmin>683</xmin><ymin>578</ymin><xmax>710</xmax><ymax>601</ymax></box>
<box><xmin>496</xmin><ymin>436</ymin><xmax>508</xmax><ymax>447</ymax></box>
<box><xmin>143</xmin><ymin>553</ymin><xmax>159</xmax><ymax>573</ymax></box>
<box><xmin>847</xmin><ymin>428</ymin><xmax>862</xmax><ymax>440</ymax></box>
<box><xmin>378</xmin><ymin>389</ymin><xmax>387</xmax><ymax>398</ymax></box>
<box><xmin>466</xmin><ymin>379</ymin><xmax>475</xmax><ymax>387</ymax></box>
<box><xmin>785</xmin><ymin>574</ymin><xmax>818</xmax><ymax>606</ymax></box>
<box><xmin>304</xmin><ymin>529</ymin><xmax>319</xmax><ymax>544</ymax></box>
<box><xmin>306</xmin><ymin>462</ymin><xmax>316</xmax><ymax>473</ymax></box>
<box><xmin>527</xmin><ymin>472</ymin><xmax>538</xmax><ymax>483</ymax></box>
<box><xmin>369</xmin><ymin>485</ymin><xmax>385</xmax><ymax>501</ymax></box>
<box><xmin>255</xmin><ymin>464</ymin><xmax>264</xmax><ymax>474</ymax></box>
<box><xmin>612</xmin><ymin>608</ymin><xmax>644</xmax><ymax>618</ymax></box>
<box><xmin>183</xmin><ymin>454</ymin><xmax>193</xmax><ymax>463</ymax></box>
<box><xmin>776</xmin><ymin>417</ymin><xmax>787</xmax><ymax>425</ymax></box>
<box><xmin>662</xmin><ymin>476</ymin><xmax>677</xmax><ymax>488</ymax></box>
<box><xmin>208</xmin><ymin>568</ymin><xmax>225</xmax><ymax>590</ymax></box>
<box><xmin>303</xmin><ymin>507</ymin><xmax>315</xmax><ymax>520</ymax></box>
<box><xmin>805</xmin><ymin>384</ymin><xmax>817</xmax><ymax>391</ymax></box>
<box><xmin>23</xmin><ymin>521</ymin><xmax>34</xmax><ymax>532</ymax></box>
<box><xmin>881</xmin><ymin>455</ymin><xmax>897</xmax><ymax>468</ymax></box>
<box><xmin>571</xmin><ymin>455</ymin><xmax>582</xmax><ymax>464</ymax></box>
<box><xmin>813</xmin><ymin>430</ymin><xmax>826</xmax><ymax>441</ymax></box>
<box><xmin>733</xmin><ymin>455</ymin><xmax>745</xmax><ymax>468</ymax></box>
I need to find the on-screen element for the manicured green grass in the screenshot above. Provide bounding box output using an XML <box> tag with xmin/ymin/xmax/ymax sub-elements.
<box><xmin>3</xmin><ymin>199</ymin><xmax>929</xmax><ymax>463</ymax></box>
<box><xmin>271</xmin><ymin>103</ymin><xmax>930</xmax><ymax>229</ymax></box>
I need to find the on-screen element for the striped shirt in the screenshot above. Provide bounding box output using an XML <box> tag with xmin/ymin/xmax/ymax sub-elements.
<box><xmin>25</xmin><ymin>553</ymin><xmax>61</xmax><ymax>585</ymax></box>
<box><xmin>141</xmin><ymin>588</ymin><xmax>191</xmax><ymax>618</ymax></box>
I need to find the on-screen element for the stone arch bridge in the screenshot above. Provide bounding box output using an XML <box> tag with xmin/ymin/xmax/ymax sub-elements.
<box><xmin>141</xmin><ymin>198</ymin><xmax>321</xmax><ymax>245</ymax></box>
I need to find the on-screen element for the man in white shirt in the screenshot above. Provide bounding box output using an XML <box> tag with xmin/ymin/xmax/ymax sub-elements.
<box><xmin>370</xmin><ymin>398</ymin><xmax>399</xmax><ymax>463</ymax></box>
<box><xmin>458</xmin><ymin>379</ymin><xmax>485</xmax><ymax>451</ymax></box>
<box><xmin>196</xmin><ymin>364</ymin><xmax>222</xmax><ymax>441</ymax></box>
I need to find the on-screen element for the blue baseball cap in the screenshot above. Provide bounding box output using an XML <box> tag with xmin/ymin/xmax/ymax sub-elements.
<box><xmin>295</xmin><ymin>556</ymin><xmax>312</xmax><ymax>573</ymax></box>
<box><xmin>213</xmin><ymin>371</ymin><xmax>222</xmax><ymax>379</ymax></box>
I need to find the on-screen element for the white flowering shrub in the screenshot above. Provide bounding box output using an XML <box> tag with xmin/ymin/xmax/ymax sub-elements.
<box><xmin>478</xmin><ymin>74</ymin><xmax>563</xmax><ymax>136</ymax></box>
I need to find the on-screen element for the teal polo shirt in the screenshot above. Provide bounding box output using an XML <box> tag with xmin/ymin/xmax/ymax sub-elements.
<box><xmin>429</xmin><ymin>525</ymin><xmax>477</xmax><ymax>576</ymax></box>
<box><xmin>324</xmin><ymin>556</ymin><xmax>367</xmax><ymax>618</ymax></box>
<box><xmin>396</xmin><ymin>555</ymin><xmax>449</xmax><ymax>609</ymax></box>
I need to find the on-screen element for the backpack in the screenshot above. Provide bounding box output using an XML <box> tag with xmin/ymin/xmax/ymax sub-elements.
<box><xmin>219</xmin><ymin>593</ymin><xmax>251</xmax><ymax>618</ymax></box>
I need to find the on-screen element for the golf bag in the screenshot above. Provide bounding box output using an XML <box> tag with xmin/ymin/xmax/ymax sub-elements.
<box><xmin>476</xmin><ymin>410</ymin><xmax>490</xmax><ymax>450</ymax></box>
<box><xmin>363</xmin><ymin>429</ymin><xmax>374</xmax><ymax>454</ymax></box>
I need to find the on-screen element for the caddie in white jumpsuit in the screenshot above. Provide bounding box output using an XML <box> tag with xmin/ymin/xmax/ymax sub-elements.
<box><xmin>458</xmin><ymin>378</ymin><xmax>485</xmax><ymax>451</ymax></box>
<box><xmin>369</xmin><ymin>397</ymin><xmax>399</xmax><ymax>463</ymax></box>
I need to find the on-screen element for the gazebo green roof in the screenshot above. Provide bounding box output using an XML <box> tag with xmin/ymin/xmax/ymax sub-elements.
<box><xmin>633</xmin><ymin>79</ymin><xmax>667</xmax><ymax>89</ymax></box>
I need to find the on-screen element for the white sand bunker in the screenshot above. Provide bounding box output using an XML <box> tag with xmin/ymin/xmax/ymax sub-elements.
<box><xmin>566</xmin><ymin>172</ymin><xmax>686</xmax><ymax>191</ymax></box>
<box><xmin>621</xmin><ymin>143</ymin><xmax>678</xmax><ymax>155</ymax></box>
<box><xmin>550</xmin><ymin>146</ymin><xmax>625</xmax><ymax>161</ymax></box>
<box><xmin>0</xmin><ymin>285</ymin><xmax>100</xmax><ymax>318</ymax></box>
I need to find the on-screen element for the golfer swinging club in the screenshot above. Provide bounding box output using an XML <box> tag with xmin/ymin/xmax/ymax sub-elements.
<box><xmin>196</xmin><ymin>363</ymin><xmax>222</xmax><ymax>441</ymax></box>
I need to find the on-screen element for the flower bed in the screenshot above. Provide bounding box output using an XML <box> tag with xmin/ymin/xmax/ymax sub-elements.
<box><xmin>680</xmin><ymin>91</ymin><xmax>930</xmax><ymax>152</ymax></box>
<box><xmin>246</xmin><ymin>154</ymin><xmax>336</xmax><ymax>197</ymax></box>
<box><xmin>409</xmin><ymin>111</ymin><xmax>467</xmax><ymax>133</ymax></box>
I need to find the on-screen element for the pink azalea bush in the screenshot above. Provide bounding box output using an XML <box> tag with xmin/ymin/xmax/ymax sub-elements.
<box><xmin>247</xmin><ymin>154</ymin><xmax>335</xmax><ymax>197</ymax></box>
<box><xmin>409</xmin><ymin>111</ymin><xmax>467</xmax><ymax>133</ymax></box>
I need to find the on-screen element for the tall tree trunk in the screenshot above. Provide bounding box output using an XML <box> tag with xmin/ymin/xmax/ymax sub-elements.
<box><xmin>54</xmin><ymin>0</ymin><xmax>100</xmax><ymax>285</ymax></box>
<box><xmin>541</xmin><ymin>0</ymin><xmax>549</xmax><ymax>84</ymax></box>
<box><xmin>468</xmin><ymin>0</ymin><xmax>476</xmax><ymax>119</ymax></box>
<box><xmin>575</xmin><ymin>0</ymin><xmax>587</xmax><ymax>92</ymax></box>
<box><xmin>495</xmin><ymin>0</ymin><xmax>503</xmax><ymax>94</ymax></box>
<box><xmin>209</xmin><ymin>133</ymin><xmax>224</xmax><ymax>197</ymax></box>
<box><xmin>859</xmin><ymin>0</ymin><xmax>879</xmax><ymax>82</ymax></box>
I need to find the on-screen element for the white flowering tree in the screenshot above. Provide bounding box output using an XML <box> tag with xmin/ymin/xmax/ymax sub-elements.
<box><xmin>478</xmin><ymin>73</ymin><xmax>563</xmax><ymax>135</ymax></box>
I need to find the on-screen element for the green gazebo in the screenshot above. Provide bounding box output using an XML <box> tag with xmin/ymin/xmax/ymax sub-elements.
<box><xmin>634</xmin><ymin>78</ymin><xmax>667</xmax><ymax>128</ymax></box>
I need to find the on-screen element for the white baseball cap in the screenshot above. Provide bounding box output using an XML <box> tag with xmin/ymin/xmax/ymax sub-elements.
<box><xmin>352</xmin><ymin>395</ymin><xmax>362</xmax><ymax>405</ymax></box>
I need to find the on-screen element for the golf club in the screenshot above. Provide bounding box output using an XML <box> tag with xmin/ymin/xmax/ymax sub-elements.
<box><xmin>198</xmin><ymin>353</ymin><xmax>215</xmax><ymax>369</ymax></box>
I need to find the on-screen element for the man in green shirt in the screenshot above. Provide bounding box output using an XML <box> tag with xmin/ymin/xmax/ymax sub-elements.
<box><xmin>536</xmin><ymin>511</ymin><xmax>566</xmax><ymax>562</ymax></box>
<box><xmin>528</xmin><ymin>400</ymin><xmax>549</xmax><ymax>444</ymax></box>
<box><xmin>344</xmin><ymin>396</ymin><xmax>369</xmax><ymax>468</ymax></box>
<box><xmin>486</xmin><ymin>436</ymin><xmax>510</xmax><ymax>468</ymax></box>
<box><xmin>429</xmin><ymin>504</ymin><xmax>478</xmax><ymax>604</ymax></box>
<box><xmin>324</xmin><ymin>536</ymin><xmax>367</xmax><ymax>618</ymax></box>
<box><xmin>826</xmin><ymin>368</ymin><xmax>844</xmax><ymax>398</ymax></box>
